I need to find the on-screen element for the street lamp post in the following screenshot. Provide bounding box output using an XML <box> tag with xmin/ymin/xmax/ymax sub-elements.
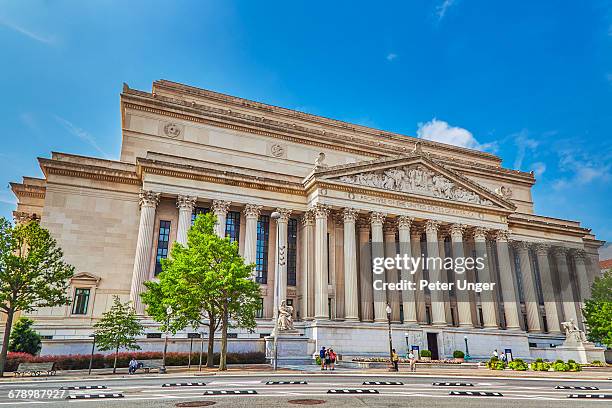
<box><xmin>88</xmin><ymin>334</ymin><xmax>96</xmax><ymax>375</ymax></box>
<box><xmin>464</xmin><ymin>335</ymin><xmax>470</xmax><ymax>361</ymax></box>
<box><xmin>386</xmin><ymin>303</ymin><xmax>396</xmax><ymax>371</ymax></box>
<box><xmin>270</xmin><ymin>211</ymin><xmax>286</xmax><ymax>371</ymax></box>
<box><xmin>162</xmin><ymin>305</ymin><xmax>173</xmax><ymax>374</ymax></box>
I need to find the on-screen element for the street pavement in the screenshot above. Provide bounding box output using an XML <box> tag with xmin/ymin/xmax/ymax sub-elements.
<box><xmin>0</xmin><ymin>371</ymin><xmax>611</xmax><ymax>407</ymax></box>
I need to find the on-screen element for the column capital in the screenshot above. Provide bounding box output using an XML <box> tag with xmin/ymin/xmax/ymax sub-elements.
<box><xmin>342</xmin><ymin>208</ymin><xmax>359</xmax><ymax>223</ymax></box>
<box><xmin>300</xmin><ymin>210</ymin><xmax>314</xmax><ymax>226</ymax></box>
<box><xmin>571</xmin><ymin>248</ymin><xmax>587</xmax><ymax>262</ymax></box>
<box><xmin>383</xmin><ymin>220</ymin><xmax>397</xmax><ymax>235</ymax></box>
<box><xmin>424</xmin><ymin>219</ymin><xmax>440</xmax><ymax>235</ymax></box>
<box><xmin>552</xmin><ymin>245</ymin><xmax>569</xmax><ymax>257</ymax></box>
<box><xmin>494</xmin><ymin>229</ymin><xmax>510</xmax><ymax>242</ymax></box>
<box><xmin>243</xmin><ymin>204</ymin><xmax>262</xmax><ymax>218</ymax></box>
<box><xmin>311</xmin><ymin>203</ymin><xmax>331</xmax><ymax>218</ymax></box>
<box><xmin>472</xmin><ymin>226</ymin><xmax>488</xmax><ymax>241</ymax></box>
<box><xmin>357</xmin><ymin>216</ymin><xmax>371</xmax><ymax>231</ymax></box>
<box><xmin>410</xmin><ymin>225</ymin><xmax>423</xmax><ymax>240</ymax></box>
<box><xmin>450</xmin><ymin>223</ymin><xmax>466</xmax><ymax>240</ymax></box>
<box><xmin>510</xmin><ymin>240</ymin><xmax>531</xmax><ymax>251</ymax></box>
<box><xmin>139</xmin><ymin>190</ymin><xmax>160</xmax><ymax>209</ymax></box>
<box><xmin>12</xmin><ymin>211</ymin><xmax>39</xmax><ymax>225</ymax></box>
<box><xmin>397</xmin><ymin>215</ymin><xmax>414</xmax><ymax>230</ymax></box>
<box><xmin>534</xmin><ymin>243</ymin><xmax>550</xmax><ymax>256</ymax></box>
<box><xmin>212</xmin><ymin>200</ymin><xmax>231</xmax><ymax>214</ymax></box>
<box><xmin>176</xmin><ymin>195</ymin><xmax>197</xmax><ymax>211</ymax></box>
<box><xmin>370</xmin><ymin>211</ymin><xmax>386</xmax><ymax>225</ymax></box>
<box><xmin>274</xmin><ymin>208</ymin><xmax>292</xmax><ymax>222</ymax></box>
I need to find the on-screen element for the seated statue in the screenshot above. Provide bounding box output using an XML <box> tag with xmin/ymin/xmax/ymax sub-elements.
<box><xmin>561</xmin><ymin>319</ymin><xmax>587</xmax><ymax>343</ymax></box>
<box><xmin>277</xmin><ymin>300</ymin><xmax>294</xmax><ymax>331</ymax></box>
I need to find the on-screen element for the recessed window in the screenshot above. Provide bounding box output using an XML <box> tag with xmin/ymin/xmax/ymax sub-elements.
<box><xmin>155</xmin><ymin>220</ymin><xmax>171</xmax><ymax>275</ymax></box>
<box><xmin>225</xmin><ymin>211</ymin><xmax>241</xmax><ymax>243</ymax></box>
<box><xmin>146</xmin><ymin>333</ymin><xmax>162</xmax><ymax>339</ymax></box>
<box><xmin>191</xmin><ymin>207</ymin><xmax>209</xmax><ymax>224</ymax></box>
<box><xmin>255</xmin><ymin>215</ymin><xmax>270</xmax><ymax>284</ymax></box>
<box><xmin>72</xmin><ymin>288</ymin><xmax>90</xmax><ymax>315</ymax></box>
<box><xmin>287</xmin><ymin>218</ymin><xmax>297</xmax><ymax>286</ymax></box>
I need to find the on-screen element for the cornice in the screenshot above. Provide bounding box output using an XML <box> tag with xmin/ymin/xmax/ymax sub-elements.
<box><xmin>137</xmin><ymin>157</ymin><xmax>306</xmax><ymax>196</ymax></box>
<box><xmin>10</xmin><ymin>182</ymin><xmax>46</xmax><ymax>199</ymax></box>
<box><xmin>507</xmin><ymin>213</ymin><xmax>590</xmax><ymax>237</ymax></box>
<box><xmin>38</xmin><ymin>157</ymin><xmax>140</xmax><ymax>185</ymax></box>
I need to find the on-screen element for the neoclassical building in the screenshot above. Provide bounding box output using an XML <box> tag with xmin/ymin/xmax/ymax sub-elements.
<box><xmin>9</xmin><ymin>80</ymin><xmax>604</xmax><ymax>360</ymax></box>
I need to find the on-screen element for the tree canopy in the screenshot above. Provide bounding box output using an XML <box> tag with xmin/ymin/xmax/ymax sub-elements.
<box><xmin>8</xmin><ymin>317</ymin><xmax>41</xmax><ymax>356</ymax></box>
<box><xmin>0</xmin><ymin>217</ymin><xmax>75</xmax><ymax>376</ymax></box>
<box><xmin>582</xmin><ymin>269</ymin><xmax>612</xmax><ymax>348</ymax></box>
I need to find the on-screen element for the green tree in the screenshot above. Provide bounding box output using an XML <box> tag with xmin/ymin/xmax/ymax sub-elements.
<box><xmin>0</xmin><ymin>217</ymin><xmax>75</xmax><ymax>376</ymax></box>
<box><xmin>582</xmin><ymin>269</ymin><xmax>612</xmax><ymax>348</ymax></box>
<box><xmin>141</xmin><ymin>213</ymin><xmax>260</xmax><ymax>371</ymax></box>
<box><xmin>8</xmin><ymin>317</ymin><xmax>41</xmax><ymax>355</ymax></box>
<box><xmin>93</xmin><ymin>296</ymin><xmax>143</xmax><ymax>373</ymax></box>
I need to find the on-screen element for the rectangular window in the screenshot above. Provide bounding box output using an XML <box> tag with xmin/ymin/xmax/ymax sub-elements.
<box><xmin>191</xmin><ymin>207</ymin><xmax>209</xmax><ymax>224</ymax></box>
<box><xmin>256</xmin><ymin>298</ymin><xmax>264</xmax><ymax>318</ymax></box>
<box><xmin>155</xmin><ymin>220</ymin><xmax>171</xmax><ymax>275</ymax></box>
<box><xmin>71</xmin><ymin>288</ymin><xmax>90</xmax><ymax>315</ymax></box>
<box><xmin>225</xmin><ymin>211</ymin><xmax>241</xmax><ymax>243</ymax></box>
<box><xmin>255</xmin><ymin>215</ymin><xmax>270</xmax><ymax>284</ymax></box>
<box><xmin>425</xmin><ymin>306</ymin><xmax>432</xmax><ymax>325</ymax></box>
<box><xmin>287</xmin><ymin>218</ymin><xmax>298</xmax><ymax>286</ymax></box>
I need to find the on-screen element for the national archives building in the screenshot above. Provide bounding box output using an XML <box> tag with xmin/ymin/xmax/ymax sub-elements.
<box><xmin>9</xmin><ymin>80</ymin><xmax>604</xmax><ymax>360</ymax></box>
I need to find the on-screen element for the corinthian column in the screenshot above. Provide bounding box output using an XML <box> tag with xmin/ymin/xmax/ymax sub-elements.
<box><xmin>371</xmin><ymin>212</ymin><xmax>387</xmax><ymax>322</ymax></box>
<box><xmin>398</xmin><ymin>216</ymin><xmax>417</xmax><ymax>325</ymax></box>
<box><xmin>343</xmin><ymin>208</ymin><xmax>359</xmax><ymax>321</ymax></box>
<box><xmin>451</xmin><ymin>224</ymin><xmax>473</xmax><ymax>328</ymax></box>
<box><xmin>514</xmin><ymin>241</ymin><xmax>542</xmax><ymax>332</ymax></box>
<box><xmin>130</xmin><ymin>190</ymin><xmax>160</xmax><ymax>315</ymax></box>
<box><xmin>411</xmin><ymin>227</ymin><xmax>426</xmax><ymax>324</ymax></box>
<box><xmin>313</xmin><ymin>204</ymin><xmax>330</xmax><ymax>320</ymax></box>
<box><xmin>242</xmin><ymin>204</ymin><xmax>262</xmax><ymax>267</ymax></box>
<box><xmin>176</xmin><ymin>195</ymin><xmax>197</xmax><ymax>245</ymax></box>
<box><xmin>300</xmin><ymin>211</ymin><xmax>315</xmax><ymax>319</ymax></box>
<box><xmin>358</xmin><ymin>218</ymin><xmax>373</xmax><ymax>322</ymax></box>
<box><xmin>384</xmin><ymin>220</ymin><xmax>401</xmax><ymax>323</ymax></box>
<box><xmin>274</xmin><ymin>208</ymin><xmax>292</xmax><ymax>311</ymax></box>
<box><xmin>473</xmin><ymin>227</ymin><xmax>497</xmax><ymax>328</ymax></box>
<box><xmin>425</xmin><ymin>220</ymin><xmax>447</xmax><ymax>326</ymax></box>
<box><xmin>212</xmin><ymin>200</ymin><xmax>231</xmax><ymax>238</ymax></box>
<box><xmin>572</xmin><ymin>249</ymin><xmax>591</xmax><ymax>304</ymax></box>
<box><xmin>553</xmin><ymin>247</ymin><xmax>579</xmax><ymax>324</ymax></box>
<box><xmin>534</xmin><ymin>244</ymin><xmax>561</xmax><ymax>333</ymax></box>
<box><xmin>494</xmin><ymin>230</ymin><xmax>521</xmax><ymax>330</ymax></box>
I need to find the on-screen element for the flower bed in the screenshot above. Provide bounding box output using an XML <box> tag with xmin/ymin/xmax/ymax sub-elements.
<box><xmin>3</xmin><ymin>351</ymin><xmax>266</xmax><ymax>372</ymax></box>
<box><xmin>351</xmin><ymin>357</ymin><xmax>461</xmax><ymax>364</ymax></box>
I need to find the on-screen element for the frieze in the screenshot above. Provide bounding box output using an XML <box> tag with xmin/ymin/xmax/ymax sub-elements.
<box><xmin>356</xmin><ymin>194</ymin><xmax>484</xmax><ymax>220</ymax></box>
<box><xmin>336</xmin><ymin>164</ymin><xmax>494</xmax><ymax>207</ymax></box>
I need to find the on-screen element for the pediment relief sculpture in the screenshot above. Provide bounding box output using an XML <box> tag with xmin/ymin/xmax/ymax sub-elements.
<box><xmin>336</xmin><ymin>164</ymin><xmax>494</xmax><ymax>206</ymax></box>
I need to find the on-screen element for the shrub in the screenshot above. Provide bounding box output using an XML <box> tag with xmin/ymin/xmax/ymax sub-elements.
<box><xmin>531</xmin><ymin>359</ymin><xmax>551</xmax><ymax>371</ymax></box>
<box><xmin>590</xmin><ymin>360</ymin><xmax>604</xmax><ymax>367</ymax></box>
<box><xmin>315</xmin><ymin>355</ymin><xmax>321</xmax><ymax>365</ymax></box>
<box><xmin>566</xmin><ymin>359</ymin><xmax>582</xmax><ymax>372</ymax></box>
<box><xmin>486</xmin><ymin>356</ymin><xmax>505</xmax><ymax>370</ymax></box>
<box><xmin>3</xmin><ymin>351</ymin><xmax>265</xmax><ymax>372</ymax></box>
<box><xmin>420</xmin><ymin>350</ymin><xmax>432</xmax><ymax>358</ymax></box>
<box><xmin>508</xmin><ymin>358</ymin><xmax>528</xmax><ymax>371</ymax></box>
<box><xmin>8</xmin><ymin>317</ymin><xmax>42</xmax><ymax>356</ymax></box>
<box><xmin>553</xmin><ymin>361</ymin><xmax>569</xmax><ymax>372</ymax></box>
<box><xmin>452</xmin><ymin>350</ymin><xmax>465</xmax><ymax>359</ymax></box>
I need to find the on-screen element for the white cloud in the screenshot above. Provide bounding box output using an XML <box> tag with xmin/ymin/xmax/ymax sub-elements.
<box><xmin>416</xmin><ymin>118</ymin><xmax>496</xmax><ymax>152</ymax></box>
<box><xmin>0</xmin><ymin>17</ymin><xmax>55</xmax><ymax>45</ymax></box>
<box><xmin>436</xmin><ymin>0</ymin><xmax>457</xmax><ymax>21</ymax></box>
<box><xmin>386</xmin><ymin>53</ymin><xmax>398</xmax><ymax>62</ymax></box>
<box><xmin>552</xmin><ymin>150</ymin><xmax>611</xmax><ymax>190</ymax></box>
<box><xmin>512</xmin><ymin>129</ymin><xmax>540</xmax><ymax>170</ymax></box>
<box><xmin>532</xmin><ymin>162</ymin><xmax>546</xmax><ymax>178</ymax></box>
<box><xmin>53</xmin><ymin>115</ymin><xmax>110</xmax><ymax>158</ymax></box>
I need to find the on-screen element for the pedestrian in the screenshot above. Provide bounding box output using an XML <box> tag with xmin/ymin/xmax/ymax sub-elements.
<box><xmin>128</xmin><ymin>356</ymin><xmax>138</xmax><ymax>375</ymax></box>
<box><xmin>500</xmin><ymin>352</ymin><xmax>507</xmax><ymax>363</ymax></box>
<box><xmin>324</xmin><ymin>349</ymin><xmax>331</xmax><ymax>371</ymax></box>
<box><xmin>329</xmin><ymin>349</ymin><xmax>336</xmax><ymax>370</ymax></box>
<box><xmin>408</xmin><ymin>350</ymin><xmax>416</xmax><ymax>372</ymax></box>
<box><xmin>319</xmin><ymin>346</ymin><xmax>326</xmax><ymax>370</ymax></box>
<box><xmin>391</xmin><ymin>349</ymin><xmax>399</xmax><ymax>371</ymax></box>
<box><xmin>493</xmin><ymin>349</ymin><xmax>499</xmax><ymax>359</ymax></box>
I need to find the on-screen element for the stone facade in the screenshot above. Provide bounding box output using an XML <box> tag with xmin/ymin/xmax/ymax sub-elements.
<box><xmin>9</xmin><ymin>80</ymin><xmax>604</xmax><ymax>360</ymax></box>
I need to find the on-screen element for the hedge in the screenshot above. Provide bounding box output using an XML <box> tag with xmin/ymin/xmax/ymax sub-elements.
<box><xmin>3</xmin><ymin>351</ymin><xmax>266</xmax><ymax>372</ymax></box>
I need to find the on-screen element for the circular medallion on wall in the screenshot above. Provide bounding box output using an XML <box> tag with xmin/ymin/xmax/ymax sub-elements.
<box><xmin>163</xmin><ymin>122</ymin><xmax>181</xmax><ymax>138</ymax></box>
<box><xmin>270</xmin><ymin>144</ymin><xmax>284</xmax><ymax>157</ymax></box>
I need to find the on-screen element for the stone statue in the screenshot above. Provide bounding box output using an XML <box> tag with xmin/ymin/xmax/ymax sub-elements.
<box><xmin>561</xmin><ymin>319</ymin><xmax>587</xmax><ymax>343</ymax></box>
<box><xmin>277</xmin><ymin>300</ymin><xmax>294</xmax><ymax>331</ymax></box>
<box><xmin>314</xmin><ymin>152</ymin><xmax>327</xmax><ymax>170</ymax></box>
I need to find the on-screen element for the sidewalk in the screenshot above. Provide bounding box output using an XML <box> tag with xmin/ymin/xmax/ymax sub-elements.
<box><xmin>1</xmin><ymin>364</ymin><xmax>611</xmax><ymax>382</ymax></box>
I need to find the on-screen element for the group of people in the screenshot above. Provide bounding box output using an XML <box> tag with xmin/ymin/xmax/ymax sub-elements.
<box><xmin>128</xmin><ymin>357</ymin><xmax>143</xmax><ymax>374</ymax></box>
<box><xmin>390</xmin><ymin>348</ymin><xmax>418</xmax><ymax>372</ymax></box>
<box><xmin>492</xmin><ymin>349</ymin><xmax>508</xmax><ymax>362</ymax></box>
<box><xmin>318</xmin><ymin>346</ymin><xmax>338</xmax><ymax>370</ymax></box>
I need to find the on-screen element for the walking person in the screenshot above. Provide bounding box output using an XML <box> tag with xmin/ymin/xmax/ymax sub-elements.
<box><xmin>128</xmin><ymin>356</ymin><xmax>138</xmax><ymax>375</ymax></box>
<box><xmin>329</xmin><ymin>349</ymin><xmax>336</xmax><ymax>371</ymax></box>
<box><xmin>391</xmin><ymin>349</ymin><xmax>399</xmax><ymax>372</ymax></box>
<box><xmin>319</xmin><ymin>346</ymin><xmax>326</xmax><ymax>370</ymax></box>
<box><xmin>408</xmin><ymin>350</ymin><xmax>416</xmax><ymax>372</ymax></box>
<box><xmin>324</xmin><ymin>349</ymin><xmax>332</xmax><ymax>371</ymax></box>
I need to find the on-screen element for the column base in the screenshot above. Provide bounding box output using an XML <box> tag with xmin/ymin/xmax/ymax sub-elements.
<box><xmin>505</xmin><ymin>326</ymin><xmax>522</xmax><ymax>331</ymax></box>
<box><xmin>344</xmin><ymin>317</ymin><xmax>360</xmax><ymax>322</ymax></box>
<box><xmin>458</xmin><ymin>323</ymin><xmax>474</xmax><ymax>329</ymax></box>
<box><xmin>374</xmin><ymin>318</ymin><xmax>387</xmax><ymax>323</ymax></box>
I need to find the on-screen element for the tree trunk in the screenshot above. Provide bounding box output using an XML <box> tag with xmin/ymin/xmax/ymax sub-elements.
<box><xmin>219</xmin><ymin>310</ymin><xmax>228</xmax><ymax>371</ymax></box>
<box><xmin>0</xmin><ymin>309</ymin><xmax>15</xmax><ymax>377</ymax></box>
<box><xmin>206</xmin><ymin>324</ymin><xmax>215</xmax><ymax>368</ymax></box>
<box><xmin>113</xmin><ymin>346</ymin><xmax>118</xmax><ymax>374</ymax></box>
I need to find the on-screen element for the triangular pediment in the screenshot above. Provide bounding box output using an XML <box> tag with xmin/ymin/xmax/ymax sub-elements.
<box><xmin>70</xmin><ymin>272</ymin><xmax>101</xmax><ymax>284</ymax></box>
<box><xmin>313</xmin><ymin>154</ymin><xmax>515</xmax><ymax>210</ymax></box>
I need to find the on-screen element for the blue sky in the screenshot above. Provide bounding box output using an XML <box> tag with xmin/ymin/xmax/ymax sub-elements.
<box><xmin>1</xmin><ymin>0</ymin><xmax>611</xmax><ymax>244</ymax></box>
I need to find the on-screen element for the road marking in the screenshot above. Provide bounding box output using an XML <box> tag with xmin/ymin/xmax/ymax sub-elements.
<box><xmin>432</xmin><ymin>382</ymin><xmax>473</xmax><ymax>386</ymax></box>
<box><xmin>363</xmin><ymin>381</ymin><xmax>403</xmax><ymax>385</ymax></box>
<box><xmin>266</xmin><ymin>381</ymin><xmax>308</xmax><ymax>385</ymax></box>
<box><xmin>202</xmin><ymin>390</ymin><xmax>258</xmax><ymax>395</ymax></box>
<box><xmin>162</xmin><ymin>382</ymin><xmax>206</xmax><ymax>387</ymax></box>
<box><xmin>555</xmin><ymin>385</ymin><xmax>599</xmax><ymax>390</ymax></box>
<box><xmin>568</xmin><ymin>394</ymin><xmax>612</xmax><ymax>399</ymax></box>
<box><xmin>327</xmin><ymin>389</ymin><xmax>379</xmax><ymax>394</ymax></box>
<box><xmin>60</xmin><ymin>385</ymin><xmax>107</xmax><ymax>390</ymax></box>
<box><xmin>449</xmin><ymin>391</ymin><xmax>503</xmax><ymax>397</ymax></box>
<box><xmin>66</xmin><ymin>393</ymin><xmax>124</xmax><ymax>399</ymax></box>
